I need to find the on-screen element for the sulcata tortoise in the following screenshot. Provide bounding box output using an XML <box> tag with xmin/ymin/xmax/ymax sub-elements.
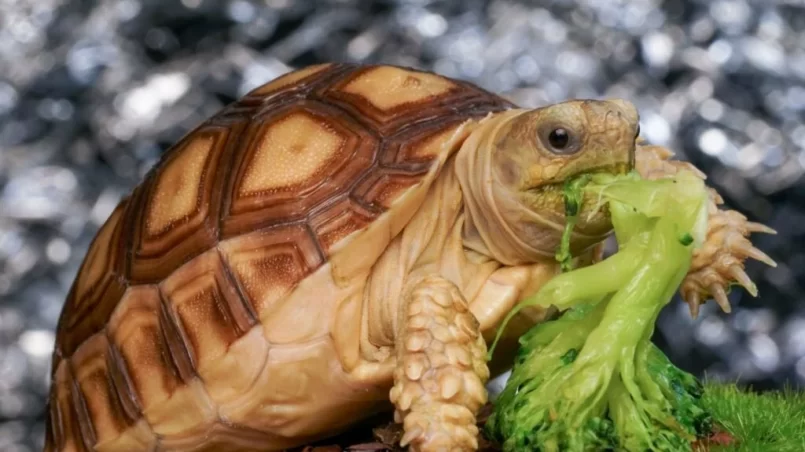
<box><xmin>45</xmin><ymin>63</ymin><xmax>776</xmax><ymax>452</ymax></box>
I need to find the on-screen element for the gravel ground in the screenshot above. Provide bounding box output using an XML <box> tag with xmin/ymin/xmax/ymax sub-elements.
<box><xmin>1</xmin><ymin>0</ymin><xmax>804</xmax><ymax>450</ymax></box>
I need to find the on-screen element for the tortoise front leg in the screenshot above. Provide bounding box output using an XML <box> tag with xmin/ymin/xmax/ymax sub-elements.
<box><xmin>636</xmin><ymin>144</ymin><xmax>777</xmax><ymax>317</ymax></box>
<box><xmin>390</xmin><ymin>275</ymin><xmax>489</xmax><ymax>452</ymax></box>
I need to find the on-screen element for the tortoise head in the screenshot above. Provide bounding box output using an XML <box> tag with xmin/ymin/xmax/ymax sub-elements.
<box><xmin>456</xmin><ymin>99</ymin><xmax>639</xmax><ymax>265</ymax></box>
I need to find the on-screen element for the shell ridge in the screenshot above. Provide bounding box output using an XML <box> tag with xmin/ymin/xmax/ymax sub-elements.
<box><xmin>303</xmin><ymin>221</ymin><xmax>328</xmax><ymax>269</ymax></box>
<box><xmin>302</xmin><ymin>96</ymin><xmax>385</xmax><ymax>143</ymax></box>
<box><xmin>215</xmin><ymin>119</ymin><xmax>257</xmax><ymax>242</ymax></box>
<box><xmin>62</xmin><ymin>201</ymin><xmax>129</xmax><ymax>331</ymax></box>
<box><xmin>157</xmin><ymin>291</ymin><xmax>198</xmax><ymax>383</ymax></box>
<box><xmin>215</xmin><ymin>247</ymin><xmax>260</xmax><ymax>327</ymax></box>
<box><xmin>44</xmin><ymin>395</ymin><xmax>60</xmax><ymax>450</ymax></box>
<box><xmin>101</xmin><ymin>337</ymin><xmax>144</xmax><ymax>431</ymax></box>
<box><xmin>347</xmin><ymin>171</ymin><xmax>385</xmax><ymax>216</ymax></box>
<box><xmin>210</xmin><ymin>155</ymin><xmax>235</xmax><ymax>244</ymax></box>
<box><xmin>66</xmin><ymin>361</ymin><xmax>97</xmax><ymax>451</ymax></box>
<box><xmin>244</xmin><ymin>62</ymin><xmax>357</xmax><ymax>105</ymax></box>
<box><xmin>121</xmin><ymin>184</ymin><xmax>150</xmax><ymax>281</ymax></box>
<box><xmin>47</xmin><ymin>371</ymin><xmax>68</xmax><ymax>450</ymax></box>
<box><xmin>104</xmin><ymin>329</ymin><xmax>146</xmax><ymax>423</ymax></box>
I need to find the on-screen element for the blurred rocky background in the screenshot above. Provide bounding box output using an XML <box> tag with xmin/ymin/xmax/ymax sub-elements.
<box><xmin>1</xmin><ymin>0</ymin><xmax>804</xmax><ymax>449</ymax></box>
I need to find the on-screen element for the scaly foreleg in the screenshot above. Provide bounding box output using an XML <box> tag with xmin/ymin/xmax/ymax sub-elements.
<box><xmin>390</xmin><ymin>275</ymin><xmax>489</xmax><ymax>451</ymax></box>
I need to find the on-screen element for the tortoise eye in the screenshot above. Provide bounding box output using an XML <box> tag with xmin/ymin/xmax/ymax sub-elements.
<box><xmin>548</xmin><ymin>128</ymin><xmax>570</xmax><ymax>149</ymax></box>
<box><xmin>537</xmin><ymin>124</ymin><xmax>581</xmax><ymax>155</ymax></box>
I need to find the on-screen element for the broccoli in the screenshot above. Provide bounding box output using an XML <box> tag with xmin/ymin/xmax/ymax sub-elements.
<box><xmin>485</xmin><ymin>169</ymin><xmax>715</xmax><ymax>452</ymax></box>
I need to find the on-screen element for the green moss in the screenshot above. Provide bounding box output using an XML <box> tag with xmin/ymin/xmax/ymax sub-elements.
<box><xmin>701</xmin><ymin>380</ymin><xmax>805</xmax><ymax>452</ymax></box>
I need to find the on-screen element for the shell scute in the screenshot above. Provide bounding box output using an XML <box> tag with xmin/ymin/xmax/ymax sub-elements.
<box><xmin>218</xmin><ymin>223</ymin><xmax>323</xmax><ymax>317</ymax></box>
<box><xmin>144</xmin><ymin>133</ymin><xmax>215</xmax><ymax>237</ymax></box>
<box><xmin>220</xmin><ymin>101</ymin><xmax>378</xmax><ymax>238</ymax></box>
<box><xmin>107</xmin><ymin>286</ymin><xmax>183</xmax><ymax>404</ymax></box>
<box><xmin>129</xmin><ymin>125</ymin><xmax>234</xmax><ymax>283</ymax></box>
<box><xmin>309</xmin><ymin>197</ymin><xmax>376</xmax><ymax>256</ymax></box>
<box><xmin>160</xmin><ymin>249</ymin><xmax>256</xmax><ymax>370</ymax></box>
<box><xmin>340</xmin><ymin>66</ymin><xmax>458</xmax><ymax>111</ymax></box>
<box><xmin>320</xmin><ymin>66</ymin><xmax>468</xmax><ymax>134</ymax></box>
<box><xmin>356</xmin><ymin>170</ymin><xmax>425</xmax><ymax>211</ymax></box>
<box><xmin>237</xmin><ymin>111</ymin><xmax>349</xmax><ymax>197</ymax></box>
<box><xmin>228</xmin><ymin>63</ymin><xmax>351</xmax><ymax>126</ymax></box>
<box><xmin>387</xmin><ymin>120</ymin><xmax>468</xmax><ymax>169</ymax></box>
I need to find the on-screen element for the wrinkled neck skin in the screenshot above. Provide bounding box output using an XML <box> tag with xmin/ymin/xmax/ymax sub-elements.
<box><xmin>455</xmin><ymin>109</ymin><xmax>561</xmax><ymax>266</ymax></box>
<box><xmin>357</xmin><ymin>115</ymin><xmax>562</xmax><ymax>372</ymax></box>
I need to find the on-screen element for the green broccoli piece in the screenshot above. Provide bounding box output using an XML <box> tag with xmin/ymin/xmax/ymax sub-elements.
<box><xmin>485</xmin><ymin>169</ymin><xmax>718</xmax><ymax>452</ymax></box>
<box><xmin>555</xmin><ymin>173</ymin><xmax>592</xmax><ymax>272</ymax></box>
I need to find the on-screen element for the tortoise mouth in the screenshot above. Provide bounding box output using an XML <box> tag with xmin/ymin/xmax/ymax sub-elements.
<box><xmin>526</xmin><ymin>162</ymin><xmax>631</xmax><ymax>194</ymax></box>
<box><xmin>522</xmin><ymin>162</ymin><xmax>629</xmax><ymax>243</ymax></box>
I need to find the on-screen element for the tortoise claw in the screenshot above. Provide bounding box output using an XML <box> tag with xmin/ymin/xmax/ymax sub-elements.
<box><xmin>745</xmin><ymin>221</ymin><xmax>777</xmax><ymax>235</ymax></box>
<box><xmin>738</xmin><ymin>243</ymin><xmax>777</xmax><ymax>268</ymax></box>
<box><xmin>728</xmin><ymin>264</ymin><xmax>757</xmax><ymax>297</ymax></box>
<box><xmin>685</xmin><ymin>291</ymin><xmax>702</xmax><ymax>319</ymax></box>
<box><xmin>709</xmin><ymin>283</ymin><xmax>732</xmax><ymax>314</ymax></box>
<box><xmin>399</xmin><ymin>426</ymin><xmax>423</xmax><ymax>448</ymax></box>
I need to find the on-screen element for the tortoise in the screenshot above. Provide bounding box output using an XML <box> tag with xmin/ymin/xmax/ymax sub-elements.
<box><xmin>44</xmin><ymin>63</ymin><xmax>776</xmax><ymax>452</ymax></box>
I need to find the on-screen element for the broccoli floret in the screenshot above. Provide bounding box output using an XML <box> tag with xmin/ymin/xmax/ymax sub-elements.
<box><xmin>485</xmin><ymin>170</ymin><xmax>717</xmax><ymax>452</ymax></box>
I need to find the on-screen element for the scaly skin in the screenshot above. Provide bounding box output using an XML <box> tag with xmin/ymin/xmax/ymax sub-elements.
<box><xmin>390</xmin><ymin>276</ymin><xmax>490</xmax><ymax>452</ymax></box>
<box><xmin>635</xmin><ymin>144</ymin><xmax>777</xmax><ymax>317</ymax></box>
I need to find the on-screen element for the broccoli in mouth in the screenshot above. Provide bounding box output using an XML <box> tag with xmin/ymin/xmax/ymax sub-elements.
<box><xmin>485</xmin><ymin>169</ymin><xmax>715</xmax><ymax>452</ymax></box>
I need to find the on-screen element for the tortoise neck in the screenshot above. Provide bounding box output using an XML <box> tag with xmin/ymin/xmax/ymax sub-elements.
<box><xmin>454</xmin><ymin>109</ymin><xmax>557</xmax><ymax>266</ymax></box>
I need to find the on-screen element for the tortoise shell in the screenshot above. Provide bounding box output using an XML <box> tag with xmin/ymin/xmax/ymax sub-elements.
<box><xmin>45</xmin><ymin>63</ymin><xmax>514</xmax><ymax>451</ymax></box>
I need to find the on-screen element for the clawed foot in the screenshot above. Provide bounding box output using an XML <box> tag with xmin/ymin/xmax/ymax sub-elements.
<box><xmin>390</xmin><ymin>275</ymin><xmax>489</xmax><ymax>452</ymax></box>
<box><xmin>681</xmin><ymin>206</ymin><xmax>777</xmax><ymax>318</ymax></box>
<box><xmin>633</xmin><ymin>143</ymin><xmax>778</xmax><ymax>318</ymax></box>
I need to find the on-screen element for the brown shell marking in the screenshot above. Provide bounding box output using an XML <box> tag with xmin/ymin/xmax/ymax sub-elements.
<box><xmin>47</xmin><ymin>63</ymin><xmax>514</xmax><ymax>450</ymax></box>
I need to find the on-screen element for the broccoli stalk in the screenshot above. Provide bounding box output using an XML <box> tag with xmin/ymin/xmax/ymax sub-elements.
<box><xmin>485</xmin><ymin>170</ymin><xmax>714</xmax><ymax>451</ymax></box>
